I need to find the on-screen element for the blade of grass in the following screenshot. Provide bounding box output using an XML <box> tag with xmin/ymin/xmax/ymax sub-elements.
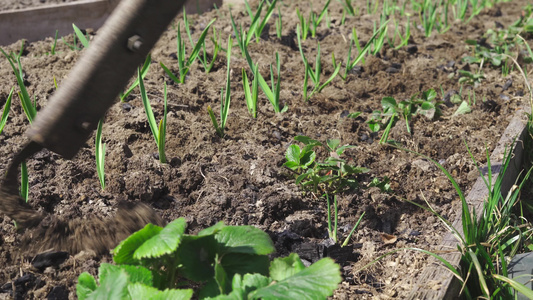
<box><xmin>120</xmin><ymin>54</ymin><xmax>151</xmax><ymax>102</ymax></box>
<box><xmin>95</xmin><ymin>118</ymin><xmax>106</xmax><ymax>190</ymax></box>
<box><xmin>0</xmin><ymin>87</ymin><xmax>13</xmax><ymax>135</ymax></box>
<box><xmin>72</xmin><ymin>24</ymin><xmax>89</xmax><ymax>48</ymax></box>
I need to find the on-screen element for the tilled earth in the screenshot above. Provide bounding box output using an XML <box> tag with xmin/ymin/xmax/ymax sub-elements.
<box><xmin>0</xmin><ymin>0</ymin><xmax>531</xmax><ymax>299</ymax></box>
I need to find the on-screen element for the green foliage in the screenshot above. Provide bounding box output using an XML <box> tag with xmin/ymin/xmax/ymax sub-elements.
<box><xmin>208</xmin><ymin>37</ymin><xmax>232</xmax><ymax>138</ymax></box>
<box><xmin>242</xmin><ymin>45</ymin><xmax>287</xmax><ymax>113</ymax></box>
<box><xmin>161</xmin><ymin>19</ymin><xmax>216</xmax><ymax>84</ymax></box>
<box><xmin>458</xmin><ymin>69</ymin><xmax>485</xmax><ymax>87</ymax></box>
<box><xmin>183</xmin><ymin>9</ymin><xmax>220</xmax><ymax>73</ymax></box>
<box><xmin>338</xmin><ymin>0</ymin><xmax>356</xmax><ymax>16</ymax></box>
<box><xmin>0</xmin><ymin>87</ymin><xmax>13</xmax><ymax>135</ymax></box>
<box><xmin>62</xmin><ymin>24</ymin><xmax>90</xmax><ymax>51</ymax></box>
<box><xmin>95</xmin><ymin>118</ymin><xmax>106</xmax><ymax>190</ymax></box>
<box><xmin>297</xmin><ymin>29</ymin><xmax>341</xmax><ymax>101</ymax></box>
<box><xmin>368</xmin><ymin>89</ymin><xmax>442</xmax><ymax>143</ymax></box>
<box><xmin>242</xmin><ymin>63</ymin><xmax>259</xmax><ymax>118</ymax></box>
<box><xmin>463</xmin><ymin>11</ymin><xmax>533</xmax><ymax>76</ymax></box>
<box><xmin>77</xmin><ymin>219</ymin><xmax>341</xmax><ymax>299</ymax></box>
<box><xmin>1</xmin><ymin>42</ymin><xmax>35</xmax><ymax>202</ymax></box>
<box><xmin>120</xmin><ymin>54</ymin><xmax>151</xmax><ymax>102</ymax></box>
<box><xmin>243</xmin><ymin>0</ymin><xmax>278</xmax><ymax>43</ymax></box>
<box><xmin>284</xmin><ymin>135</ymin><xmax>369</xmax><ymax>195</ymax></box>
<box><xmin>139</xmin><ymin>69</ymin><xmax>168</xmax><ymax>163</ymax></box>
<box><xmin>337</xmin><ymin>23</ymin><xmax>388</xmax><ymax>80</ymax></box>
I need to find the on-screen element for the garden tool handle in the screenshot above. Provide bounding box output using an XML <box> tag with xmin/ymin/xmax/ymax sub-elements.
<box><xmin>27</xmin><ymin>0</ymin><xmax>186</xmax><ymax>159</ymax></box>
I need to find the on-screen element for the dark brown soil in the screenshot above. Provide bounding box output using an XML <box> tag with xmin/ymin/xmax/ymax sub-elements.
<box><xmin>0</xmin><ymin>0</ymin><xmax>531</xmax><ymax>299</ymax></box>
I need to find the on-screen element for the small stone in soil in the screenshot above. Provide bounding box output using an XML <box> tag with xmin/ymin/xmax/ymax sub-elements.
<box><xmin>406</xmin><ymin>44</ymin><xmax>418</xmax><ymax>54</ymax></box>
<box><xmin>47</xmin><ymin>285</ymin><xmax>68</xmax><ymax>300</ymax></box>
<box><xmin>502</xmin><ymin>79</ymin><xmax>512</xmax><ymax>91</ymax></box>
<box><xmin>32</xmin><ymin>251</ymin><xmax>69</xmax><ymax>271</ymax></box>
<box><xmin>499</xmin><ymin>94</ymin><xmax>510</xmax><ymax>101</ymax></box>
<box><xmin>409</xmin><ymin>230</ymin><xmax>421</xmax><ymax>236</ymax></box>
<box><xmin>121</xmin><ymin>103</ymin><xmax>132</xmax><ymax>112</ymax></box>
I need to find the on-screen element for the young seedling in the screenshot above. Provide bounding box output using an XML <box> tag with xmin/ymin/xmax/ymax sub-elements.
<box><xmin>296</xmin><ymin>0</ymin><xmax>330</xmax><ymax>40</ymax></box>
<box><xmin>337</xmin><ymin>23</ymin><xmax>388</xmax><ymax>80</ymax></box>
<box><xmin>229</xmin><ymin>11</ymin><xmax>253</xmax><ymax>57</ymax></box>
<box><xmin>309</xmin><ymin>0</ymin><xmax>331</xmax><ymax>38</ymax></box>
<box><xmin>183</xmin><ymin>9</ymin><xmax>220</xmax><ymax>73</ymax></box>
<box><xmin>0</xmin><ymin>88</ymin><xmax>13</xmax><ymax>135</ymax></box>
<box><xmin>283</xmin><ymin>136</ymin><xmax>369</xmax><ymax>195</ymax></box>
<box><xmin>243</xmin><ymin>0</ymin><xmax>278</xmax><ymax>42</ymax></box>
<box><xmin>393</xmin><ymin>17</ymin><xmax>410</xmax><ymax>50</ymax></box>
<box><xmin>120</xmin><ymin>54</ymin><xmax>151</xmax><ymax>102</ymax></box>
<box><xmin>208</xmin><ymin>37</ymin><xmax>232</xmax><ymax>137</ymax></box>
<box><xmin>1</xmin><ymin>43</ymin><xmax>36</xmax><ymax>202</ymax></box>
<box><xmin>338</xmin><ymin>0</ymin><xmax>356</xmax><ymax>16</ymax></box>
<box><xmin>139</xmin><ymin>69</ymin><xmax>168</xmax><ymax>163</ymax></box>
<box><xmin>325</xmin><ymin>193</ymin><xmax>365</xmax><ymax>246</ymax></box>
<box><xmin>62</xmin><ymin>24</ymin><xmax>90</xmax><ymax>50</ymax></box>
<box><xmin>371</xmin><ymin>16</ymin><xmax>389</xmax><ymax>55</ymax></box>
<box><xmin>242</xmin><ymin>45</ymin><xmax>287</xmax><ymax>113</ymax></box>
<box><xmin>296</xmin><ymin>8</ymin><xmax>310</xmax><ymax>41</ymax></box>
<box><xmin>242</xmin><ymin>63</ymin><xmax>259</xmax><ymax>118</ymax></box>
<box><xmin>95</xmin><ymin>118</ymin><xmax>106</xmax><ymax>190</ymax></box>
<box><xmin>160</xmin><ymin>19</ymin><xmax>215</xmax><ymax>84</ymax></box>
<box><xmin>297</xmin><ymin>26</ymin><xmax>341</xmax><ymax>101</ymax></box>
<box><xmin>420</xmin><ymin>0</ymin><xmax>441</xmax><ymax>37</ymax></box>
<box><xmin>275</xmin><ymin>6</ymin><xmax>282</xmax><ymax>39</ymax></box>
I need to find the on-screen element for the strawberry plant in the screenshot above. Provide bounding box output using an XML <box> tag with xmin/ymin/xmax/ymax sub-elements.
<box><xmin>284</xmin><ymin>135</ymin><xmax>369</xmax><ymax>195</ymax></box>
<box><xmin>77</xmin><ymin>218</ymin><xmax>342</xmax><ymax>299</ymax></box>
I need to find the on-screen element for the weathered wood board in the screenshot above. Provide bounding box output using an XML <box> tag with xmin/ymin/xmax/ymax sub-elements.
<box><xmin>0</xmin><ymin>0</ymin><xmax>223</xmax><ymax>46</ymax></box>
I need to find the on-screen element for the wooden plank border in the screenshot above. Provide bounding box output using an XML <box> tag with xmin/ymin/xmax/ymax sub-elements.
<box><xmin>0</xmin><ymin>0</ymin><xmax>222</xmax><ymax>46</ymax></box>
<box><xmin>408</xmin><ymin>106</ymin><xmax>530</xmax><ymax>299</ymax></box>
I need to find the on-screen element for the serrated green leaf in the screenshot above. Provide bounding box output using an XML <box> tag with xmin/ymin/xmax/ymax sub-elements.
<box><xmin>270</xmin><ymin>253</ymin><xmax>306</xmax><ymax>281</ymax></box>
<box><xmin>134</xmin><ymin>218</ymin><xmax>186</xmax><ymax>259</ymax></box>
<box><xmin>294</xmin><ymin>135</ymin><xmax>322</xmax><ymax>146</ymax></box>
<box><xmin>215</xmin><ymin>259</ymin><xmax>230</xmax><ymax>295</ymax></box>
<box><xmin>88</xmin><ymin>267</ymin><xmax>129</xmax><ymax>300</ymax></box>
<box><xmin>221</xmin><ymin>253</ymin><xmax>270</xmax><ymax>278</ymax></box>
<box><xmin>208</xmin><ymin>273</ymin><xmax>270</xmax><ymax>300</ymax></box>
<box><xmin>250</xmin><ymin>258</ymin><xmax>341</xmax><ymax>299</ymax></box>
<box><xmin>199</xmin><ymin>221</ymin><xmax>227</xmax><ymax>236</ymax></box>
<box><xmin>128</xmin><ymin>283</ymin><xmax>193</xmax><ymax>300</ymax></box>
<box><xmin>283</xmin><ymin>161</ymin><xmax>300</xmax><ymax>169</ymax></box>
<box><xmin>453</xmin><ymin>101</ymin><xmax>471</xmax><ymax>116</ymax></box>
<box><xmin>113</xmin><ymin>223</ymin><xmax>163</xmax><ymax>265</ymax></box>
<box><xmin>326</xmin><ymin>139</ymin><xmax>340</xmax><ymax>151</ymax></box>
<box><xmin>177</xmin><ymin>235</ymin><xmax>218</xmax><ymax>281</ymax></box>
<box><xmin>76</xmin><ymin>272</ymin><xmax>98</xmax><ymax>300</ymax></box>
<box><xmin>335</xmin><ymin>145</ymin><xmax>355</xmax><ymax>156</ymax></box>
<box><xmin>99</xmin><ymin>264</ymin><xmax>152</xmax><ymax>287</ymax></box>
<box><xmin>295</xmin><ymin>172</ymin><xmax>310</xmax><ymax>185</ymax></box>
<box><xmin>285</xmin><ymin>145</ymin><xmax>301</xmax><ymax>164</ymax></box>
<box><xmin>215</xmin><ymin>226</ymin><xmax>275</xmax><ymax>255</ymax></box>
<box><xmin>300</xmin><ymin>150</ymin><xmax>316</xmax><ymax>168</ymax></box>
<box><xmin>423</xmin><ymin>89</ymin><xmax>436</xmax><ymax>101</ymax></box>
<box><xmin>420</xmin><ymin>101</ymin><xmax>434</xmax><ymax>110</ymax></box>
<box><xmin>347</xmin><ymin>112</ymin><xmax>361</xmax><ymax>118</ymax></box>
<box><xmin>381</xmin><ymin>97</ymin><xmax>397</xmax><ymax>113</ymax></box>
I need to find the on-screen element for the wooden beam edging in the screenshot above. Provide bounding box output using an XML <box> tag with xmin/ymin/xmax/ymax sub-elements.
<box><xmin>408</xmin><ymin>106</ymin><xmax>531</xmax><ymax>299</ymax></box>
<box><xmin>0</xmin><ymin>0</ymin><xmax>223</xmax><ymax>47</ymax></box>
<box><xmin>0</xmin><ymin>0</ymin><xmax>119</xmax><ymax>46</ymax></box>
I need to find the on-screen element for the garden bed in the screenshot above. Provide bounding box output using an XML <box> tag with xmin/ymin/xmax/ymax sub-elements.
<box><xmin>0</xmin><ymin>0</ymin><xmax>531</xmax><ymax>299</ymax></box>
